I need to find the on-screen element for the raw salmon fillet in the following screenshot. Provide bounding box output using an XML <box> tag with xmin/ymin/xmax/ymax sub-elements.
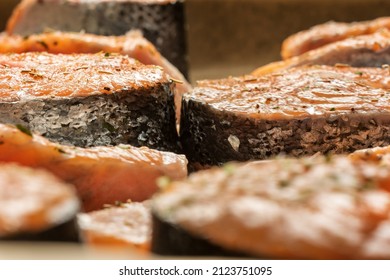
<box><xmin>0</xmin><ymin>52</ymin><xmax>179</xmax><ymax>151</ymax></box>
<box><xmin>0</xmin><ymin>163</ymin><xmax>80</xmax><ymax>241</ymax></box>
<box><xmin>181</xmin><ymin>65</ymin><xmax>390</xmax><ymax>167</ymax></box>
<box><xmin>0</xmin><ymin>124</ymin><xmax>187</xmax><ymax>212</ymax></box>
<box><xmin>0</xmin><ymin>30</ymin><xmax>191</xmax><ymax>119</ymax></box>
<box><xmin>152</xmin><ymin>155</ymin><xmax>390</xmax><ymax>259</ymax></box>
<box><xmin>78</xmin><ymin>202</ymin><xmax>151</xmax><ymax>250</ymax></box>
<box><xmin>6</xmin><ymin>0</ymin><xmax>188</xmax><ymax>77</ymax></box>
<box><xmin>253</xmin><ymin>29</ymin><xmax>390</xmax><ymax>76</ymax></box>
<box><xmin>282</xmin><ymin>17</ymin><xmax>390</xmax><ymax>59</ymax></box>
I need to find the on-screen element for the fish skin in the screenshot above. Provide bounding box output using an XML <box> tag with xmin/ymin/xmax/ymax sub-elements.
<box><xmin>180</xmin><ymin>65</ymin><xmax>390</xmax><ymax>167</ymax></box>
<box><xmin>0</xmin><ymin>52</ymin><xmax>179</xmax><ymax>151</ymax></box>
<box><xmin>0</xmin><ymin>30</ymin><xmax>191</xmax><ymax>121</ymax></box>
<box><xmin>6</xmin><ymin>0</ymin><xmax>188</xmax><ymax>78</ymax></box>
<box><xmin>0</xmin><ymin>124</ymin><xmax>188</xmax><ymax>212</ymax></box>
<box><xmin>152</xmin><ymin>155</ymin><xmax>390</xmax><ymax>259</ymax></box>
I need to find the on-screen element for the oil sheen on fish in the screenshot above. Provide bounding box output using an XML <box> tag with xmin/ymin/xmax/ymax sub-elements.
<box><xmin>0</xmin><ymin>163</ymin><xmax>80</xmax><ymax>242</ymax></box>
<box><xmin>253</xmin><ymin>29</ymin><xmax>390</xmax><ymax>75</ymax></box>
<box><xmin>0</xmin><ymin>30</ymin><xmax>191</xmax><ymax>120</ymax></box>
<box><xmin>0</xmin><ymin>52</ymin><xmax>179</xmax><ymax>151</ymax></box>
<box><xmin>152</xmin><ymin>155</ymin><xmax>390</xmax><ymax>259</ymax></box>
<box><xmin>78</xmin><ymin>202</ymin><xmax>151</xmax><ymax>250</ymax></box>
<box><xmin>6</xmin><ymin>0</ymin><xmax>188</xmax><ymax>77</ymax></box>
<box><xmin>0</xmin><ymin>124</ymin><xmax>187</xmax><ymax>212</ymax></box>
<box><xmin>281</xmin><ymin>17</ymin><xmax>390</xmax><ymax>59</ymax></box>
<box><xmin>181</xmin><ymin>65</ymin><xmax>390</xmax><ymax>167</ymax></box>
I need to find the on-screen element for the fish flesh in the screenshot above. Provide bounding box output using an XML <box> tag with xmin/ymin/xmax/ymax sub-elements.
<box><xmin>253</xmin><ymin>29</ymin><xmax>390</xmax><ymax>75</ymax></box>
<box><xmin>0</xmin><ymin>124</ymin><xmax>187</xmax><ymax>212</ymax></box>
<box><xmin>78</xmin><ymin>202</ymin><xmax>151</xmax><ymax>250</ymax></box>
<box><xmin>152</xmin><ymin>155</ymin><xmax>390</xmax><ymax>259</ymax></box>
<box><xmin>181</xmin><ymin>65</ymin><xmax>390</xmax><ymax>167</ymax></box>
<box><xmin>0</xmin><ymin>163</ymin><xmax>80</xmax><ymax>242</ymax></box>
<box><xmin>0</xmin><ymin>52</ymin><xmax>179</xmax><ymax>151</ymax></box>
<box><xmin>281</xmin><ymin>17</ymin><xmax>390</xmax><ymax>59</ymax></box>
<box><xmin>0</xmin><ymin>30</ymin><xmax>191</xmax><ymax>120</ymax></box>
<box><xmin>6</xmin><ymin>0</ymin><xmax>188</xmax><ymax>77</ymax></box>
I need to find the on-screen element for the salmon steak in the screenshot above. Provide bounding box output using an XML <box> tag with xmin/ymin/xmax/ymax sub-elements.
<box><xmin>6</xmin><ymin>0</ymin><xmax>188</xmax><ymax>76</ymax></box>
<box><xmin>281</xmin><ymin>17</ymin><xmax>390</xmax><ymax>59</ymax></box>
<box><xmin>253</xmin><ymin>29</ymin><xmax>390</xmax><ymax>76</ymax></box>
<box><xmin>0</xmin><ymin>30</ymin><xmax>191</xmax><ymax>120</ymax></box>
<box><xmin>0</xmin><ymin>52</ymin><xmax>179</xmax><ymax>151</ymax></box>
<box><xmin>78</xmin><ymin>202</ymin><xmax>151</xmax><ymax>250</ymax></box>
<box><xmin>152</xmin><ymin>155</ymin><xmax>390</xmax><ymax>259</ymax></box>
<box><xmin>0</xmin><ymin>163</ymin><xmax>80</xmax><ymax>242</ymax></box>
<box><xmin>181</xmin><ymin>65</ymin><xmax>390</xmax><ymax>167</ymax></box>
<box><xmin>0</xmin><ymin>124</ymin><xmax>187</xmax><ymax>212</ymax></box>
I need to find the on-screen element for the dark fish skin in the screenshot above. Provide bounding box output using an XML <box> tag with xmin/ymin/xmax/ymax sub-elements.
<box><xmin>2</xmin><ymin>218</ymin><xmax>81</xmax><ymax>243</ymax></box>
<box><xmin>6</xmin><ymin>0</ymin><xmax>188</xmax><ymax>77</ymax></box>
<box><xmin>0</xmin><ymin>52</ymin><xmax>180</xmax><ymax>152</ymax></box>
<box><xmin>151</xmin><ymin>213</ymin><xmax>248</xmax><ymax>257</ymax></box>
<box><xmin>152</xmin><ymin>156</ymin><xmax>390</xmax><ymax>259</ymax></box>
<box><xmin>181</xmin><ymin>65</ymin><xmax>390</xmax><ymax>167</ymax></box>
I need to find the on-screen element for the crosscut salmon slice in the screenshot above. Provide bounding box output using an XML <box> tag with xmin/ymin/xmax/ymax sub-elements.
<box><xmin>78</xmin><ymin>202</ymin><xmax>151</xmax><ymax>250</ymax></box>
<box><xmin>6</xmin><ymin>0</ymin><xmax>188</xmax><ymax>77</ymax></box>
<box><xmin>0</xmin><ymin>163</ymin><xmax>80</xmax><ymax>242</ymax></box>
<box><xmin>281</xmin><ymin>17</ymin><xmax>390</xmax><ymax>59</ymax></box>
<box><xmin>253</xmin><ymin>29</ymin><xmax>390</xmax><ymax>76</ymax></box>
<box><xmin>0</xmin><ymin>124</ymin><xmax>187</xmax><ymax>212</ymax></box>
<box><xmin>180</xmin><ymin>65</ymin><xmax>390</xmax><ymax>167</ymax></box>
<box><xmin>0</xmin><ymin>52</ymin><xmax>179</xmax><ymax>151</ymax></box>
<box><xmin>0</xmin><ymin>30</ymin><xmax>191</xmax><ymax>120</ymax></box>
<box><xmin>152</xmin><ymin>155</ymin><xmax>390</xmax><ymax>259</ymax></box>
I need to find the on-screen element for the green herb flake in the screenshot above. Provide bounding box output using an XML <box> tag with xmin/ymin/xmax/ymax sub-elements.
<box><xmin>170</xmin><ymin>78</ymin><xmax>183</xmax><ymax>84</ymax></box>
<box><xmin>118</xmin><ymin>144</ymin><xmax>130</xmax><ymax>150</ymax></box>
<box><xmin>16</xmin><ymin>124</ymin><xmax>32</xmax><ymax>137</ymax></box>
<box><xmin>104</xmin><ymin>52</ymin><xmax>111</xmax><ymax>57</ymax></box>
<box><xmin>360</xmin><ymin>179</ymin><xmax>375</xmax><ymax>191</ymax></box>
<box><xmin>156</xmin><ymin>176</ymin><xmax>171</xmax><ymax>189</ymax></box>
<box><xmin>325</xmin><ymin>153</ymin><xmax>333</xmax><ymax>163</ymax></box>
<box><xmin>298</xmin><ymin>189</ymin><xmax>313</xmax><ymax>200</ymax></box>
<box><xmin>102</xmin><ymin>122</ymin><xmax>115</xmax><ymax>133</ymax></box>
<box><xmin>223</xmin><ymin>163</ymin><xmax>236</xmax><ymax>175</ymax></box>
<box><xmin>114</xmin><ymin>201</ymin><xmax>124</xmax><ymax>207</ymax></box>
<box><xmin>329</xmin><ymin>107</ymin><xmax>336</xmax><ymax>111</ymax></box>
<box><xmin>355</xmin><ymin>71</ymin><xmax>364</xmax><ymax>76</ymax></box>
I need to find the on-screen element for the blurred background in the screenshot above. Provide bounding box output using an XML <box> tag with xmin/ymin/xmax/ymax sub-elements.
<box><xmin>1</xmin><ymin>0</ymin><xmax>390</xmax><ymax>81</ymax></box>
